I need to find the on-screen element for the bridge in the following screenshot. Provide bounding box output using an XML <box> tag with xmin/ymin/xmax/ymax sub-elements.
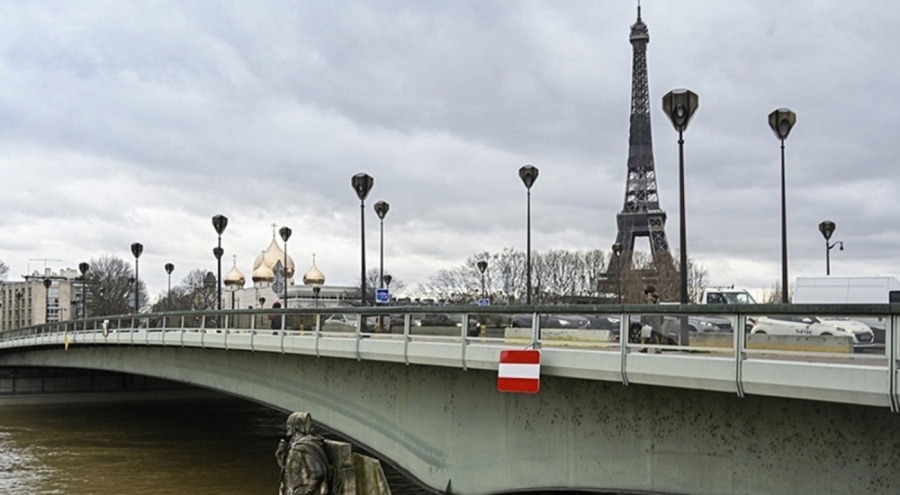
<box><xmin>2</xmin><ymin>303</ymin><xmax>900</xmax><ymax>495</ymax></box>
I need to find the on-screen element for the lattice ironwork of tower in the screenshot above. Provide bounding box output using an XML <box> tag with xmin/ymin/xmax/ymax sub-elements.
<box><xmin>612</xmin><ymin>5</ymin><xmax>674</xmax><ymax>274</ymax></box>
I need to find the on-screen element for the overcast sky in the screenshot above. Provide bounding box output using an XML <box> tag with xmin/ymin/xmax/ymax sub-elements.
<box><xmin>1</xmin><ymin>1</ymin><xmax>898</xmax><ymax>300</ymax></box>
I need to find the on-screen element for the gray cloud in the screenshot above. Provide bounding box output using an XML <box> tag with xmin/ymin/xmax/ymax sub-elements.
<box><xmin>0</xmin><ymin>1</ymin><xmax>898</xmax><ymax>298</ymax></box>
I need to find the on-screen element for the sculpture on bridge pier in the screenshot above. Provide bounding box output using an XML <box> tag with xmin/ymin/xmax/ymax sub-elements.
<box><xmin>276</xmin><ymin>411</ymin><xmax>392</xmax><ymax>495</ymax></box>
<box><xmin>276</xmin><ymin>412</ymin><xmax>330</xmax><ymax>495</ymax></box>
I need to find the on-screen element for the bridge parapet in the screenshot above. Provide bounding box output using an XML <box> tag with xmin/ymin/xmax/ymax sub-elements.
<box><xmin>1</xmin><ymin>303</ymin><xmax>898</xmax><ymax>411</ymax></box>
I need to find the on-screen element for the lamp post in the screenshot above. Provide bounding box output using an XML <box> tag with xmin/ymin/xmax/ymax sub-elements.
<box><xmin>279</xmin><ymin>226</ymin><xmax>292</xmax><ymax>306</ymax></box>
<box><xmin>130</xmin><ymin>242</ymin><xmax>143</xmax><ymax>313</ymax></box>
<box><xmin>612</xmin><ymin>242</ymin><xmax>624</xmax><ymax>303</ymax></box>
<box><xmin>78</xmin><ymin>262</ymin><xmax>89</xmax><ymax>319</ymax></box>
<box><xmin>15</xmin><ymin>289</ymin><xmax>22</xmax><ymax>328</ymax></box>
<box><xmin>312</xmin><ymin>286</ymin><xmax>321</xmax><ymax>307</ymax></box>
<box><xmin>768</xmin><ymin>108</ymin><xmax>797</xmax><ymax>303</ymax></box>
<box><xmin>351</xmin><ymin>173</ymin><xmax>374</xmax><ymax>306</ymax></box>
<box><xmin>518</xmin><ymin>164</ymin><xmax>539</xmax><ymax>304</ymax></box>
<box><xmin>477</xmin><ymin>260</ymin><xmax>488</xmax><ymax>301</ymax></box>
<box><xmin>662</xmin><ymin>89</ymin><xmax>699</xmax><ymax>306</ymax></box>
<box><xmin>164</xmin><ymin>263</ymin><xmax>174</xmax><ymax>310</ymax></box>
<box><xmin>42</xmin><ymin>278</ymin><xmax>52</xmax><ymax>323</ymax></box>
<box><xmin>818</xmin><ymin>220</ymin><xmax>843</xmax><ymax>276</ymax></box>
<box><xmin>374</xmin><ymin>201</ymin><xmax>390</xmax><ymax>291</ymax></box>
<box><xmin>212</xmin><ymin>214</ymin><xmax>228</xmax><ymax>310</ymax></box>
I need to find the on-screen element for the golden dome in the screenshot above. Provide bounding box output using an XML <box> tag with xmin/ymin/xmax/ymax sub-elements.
<box><xmin>303</xmin><ymin>254</ymin><xmax>325</xmax><ymax>286</ymax></box>
<box><xmin>224</xmin><ymin>256</ymin><xmax>245</xmax><ymax>287</ymax></box>
<box><xmin>252</xmin><ymin>250</ymin><xmax>275</xmax><ymax>283</ymax></box>
<box><xmin>254</xmin><ymin>226</ymin><xmax>295</xmax><ymax>279</ymax></box>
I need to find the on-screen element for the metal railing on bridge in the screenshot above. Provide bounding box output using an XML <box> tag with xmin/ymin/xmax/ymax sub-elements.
<box><xmin>1</xmin><ymin>303</ymin><xmax>898</xmax><ymax>411</ymax></box>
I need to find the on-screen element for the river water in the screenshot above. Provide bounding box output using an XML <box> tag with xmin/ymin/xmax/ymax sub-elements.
<box><xmin>0</xmin><ymin>395</ymin><xmax>432</xmax><ymax>495</ymax></box>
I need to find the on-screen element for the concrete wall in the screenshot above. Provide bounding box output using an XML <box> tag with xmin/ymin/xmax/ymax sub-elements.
<box><xmin>2</xmin><ymin>346</ymin><xmax>899</xmax><ymax>495</ymax></box>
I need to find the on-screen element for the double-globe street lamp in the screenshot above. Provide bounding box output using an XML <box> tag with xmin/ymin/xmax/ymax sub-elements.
<box><xmin>279</xmin><ymin>226</ymin><xmax>292</xmax><ymax>306</ymax></box>
<box><xmin>477</xmin><ymin>260</ymin><xmax>488</xmax><ymax>301</ymax></box>
<box><xmin>165</xmin><ymin>263</ymin><xmax>175</xmax><ymax>310</ymax></box>
<box><xmin>351</xmin><ymin>173</ymin><xmax>374</xmax><ymax>306</ymax></box>
<box><xmin>130</xmin><ymin>242</ymin><xmax>143</xmax><ymax>313</ymax></box>
<box><xmin>768</xmin><ymin>108</ymin><xmax>797</xmax><ymax>303</ymax></box>
<box><xmin>78</xmin><ymin>262</ymin><xmax>89</xmax><ymax>319</ymax></box>
<box><xmin>374</xmin><ymin>200</ymin><xmax>390</xmax><ymax>291</ymax></box>
<box><xmin>212</xmin><ymin>214</ymin><xmax>228</xmax><ymax>310</ymax></box>
<box><xmin>43</xmin><ymin>278</ymin><xmax>52</xmax><ymax>323</ymax></box>
<box><xmin>518</xmin><ymin>165</ymin><xmax>539</xmax><ymax>305</ymax></box>
<box><xmin>662</xmin><ymin>89</ymin><xmax>699</xmax><ymax>306</ymax></box>
<box><xmin>15</xmin><ymin>290</ymin><xmax>22</xmax><ymax>328</ymax></box>
<box><xmin>612</xmin><ymin>242</ymin><xmax>623</xmax><ymax>303</ymax></box>
<box><xmin>818</xmin><ymin>220</ymin><xmax>843</xmax><ymax>276</ymax></box>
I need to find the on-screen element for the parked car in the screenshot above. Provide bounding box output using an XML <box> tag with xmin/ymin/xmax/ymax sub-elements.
<box><xmin>414</xmin><ymin>313</ymin><xmax>480</xmax><ymax>336</ymax></box>
<box><xmin>750</xmin><ymin>315</ymin><xmax>874</xmax><ymax>347</ymax></box>
<box><xmin>323</xmin><ymin>314</ymin><xmax>385</xmax><ymax>332</ymax></box>
<box><xmin>510</xmin><ymin>314</ymin><xmax>590</xmax><ymax>329</ymax></box>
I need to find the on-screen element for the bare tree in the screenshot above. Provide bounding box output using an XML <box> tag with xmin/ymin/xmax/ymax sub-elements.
<box><xmin>0</xmin><ymin>259</ymin><xmax>8</xmax><ymax>281</ymax></box>
<box><xmin>85</xmin><ymin>255</ymin><xmax>147</xmax><ymax>316</ymax></box>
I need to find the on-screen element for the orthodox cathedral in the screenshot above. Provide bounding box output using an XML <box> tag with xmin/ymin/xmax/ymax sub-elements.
<box><xmin>221</xmin><ymin>225</ymin><xmax>353</xmax><ymax>310</ymax></box>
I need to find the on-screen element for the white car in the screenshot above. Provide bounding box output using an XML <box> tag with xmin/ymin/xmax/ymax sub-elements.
<box><xmin>750</xmin><ymin>315</ymin><xmax>875</xmax><ymax>347</ymax></box>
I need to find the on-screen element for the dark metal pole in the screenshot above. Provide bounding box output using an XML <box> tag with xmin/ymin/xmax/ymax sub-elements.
<box><xmin>134</xmin><ymin>258</ymin><xmax>139</xmax><ymax>312</ymax></box>
<box><xmin>360</xmin><ymin>199</ymin><xmax>367</xmax><ymax>306</ymax></box>
<box><xmin>780</xmin><ymin>139</ymin><xmax>788</xmax><ymax>303</ymax></box>
<box><xmin>379</xmin><ymin>218</ymin><xmax>384</xmax><ymax>290</ymax></box>
<box><xmin>825</xmin><ymin>240</ymin><xmax>831</xmax><ymax>276</ymax></box>
<box><xmin>678</xmin><ymin>129</ymin><xmax>688</xmax><ymax>305</ymax></box>
<box><xmin>526</xmin><ymin>187</ymin><xmax>532</xmax><ymax>305</ymax></box>
<box><xmin>217</xmin><ymin>235</ymin><xmax>223</xmax><ymax>310</ymax></box>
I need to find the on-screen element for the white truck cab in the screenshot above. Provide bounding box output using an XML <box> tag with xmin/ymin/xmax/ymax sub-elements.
<box><xmin>700</xmin><ymin>286</ymin><xmax>757</xmax><ymax>305</ymax></box>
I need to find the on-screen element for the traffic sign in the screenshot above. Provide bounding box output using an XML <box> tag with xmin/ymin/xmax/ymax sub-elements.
<box><xmin>375</xmin><ymin>288</ymin><xmax>390</xmax><ymax>304</ymax></box>
<box><xmin>497</xmin><ymin>349</ymin><xmax>541</xmax><ymax>394</ymax></box>
<box><xmin>478</xmin><ymin>298</ymin><xmax>490</xmax><ymax>307</ymax></box>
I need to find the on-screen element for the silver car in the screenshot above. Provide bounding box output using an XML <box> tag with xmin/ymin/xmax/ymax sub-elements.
<box><xmin>750</xmin><ymin>315</ymin><xmax>874</xmax><ymax>347</ymax></box>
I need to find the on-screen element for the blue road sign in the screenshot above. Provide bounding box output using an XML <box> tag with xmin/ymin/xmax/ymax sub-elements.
<box><xmin>375</xmin><ymin>288</ymin><xmax>390</xmax><ymax>304</ymax></box>
<box><xmin>478</xmin><ymin>298</ymin><xmax>490</xmax><ymax>307</ymax></box>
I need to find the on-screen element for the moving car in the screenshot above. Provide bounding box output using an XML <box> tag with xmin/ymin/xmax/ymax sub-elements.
<box><xmin>510</xmin><ymin>314</ymin><xmax>590</xmax><ymax>329</ymax></box>
<box><xmin>414</xmin><ymin>313</ymin><xmax>480</xmax><ymax>336</ymax></box>
<box><xmin>749</xmin><ymin>315</ymin><xmax>874</xmax><ymax>347</ymax></box>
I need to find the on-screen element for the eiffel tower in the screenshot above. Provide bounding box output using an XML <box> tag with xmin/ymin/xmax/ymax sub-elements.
<box><xmin>612</xmin><ymin>4</ymin><xmax>674</xmax><ymax>276</ymax></box>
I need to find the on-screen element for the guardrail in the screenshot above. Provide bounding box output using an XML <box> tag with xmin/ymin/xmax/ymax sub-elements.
<box><xmin>1</xmin><ymin>303</ymin><xmax>898</xmax><ymax>411</ymax></box>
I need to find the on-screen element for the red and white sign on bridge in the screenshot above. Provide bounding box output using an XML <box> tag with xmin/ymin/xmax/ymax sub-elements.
<box><xmin>497</xmin><ymin>349</ymin><xmax>541</xmax><ymax>394</ymax></box>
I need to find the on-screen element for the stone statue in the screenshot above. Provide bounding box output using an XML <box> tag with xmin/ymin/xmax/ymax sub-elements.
<box><xmin>276</xmin><ymin>412</ymin><xmax>331</xmax><ymax>495</ymax></box>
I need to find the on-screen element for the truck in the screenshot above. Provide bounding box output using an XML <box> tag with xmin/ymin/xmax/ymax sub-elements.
<box><xmin>792</xmin><ymin>276</ymin><xmax>900</xmax><ymax>344</ymax></box>
<box><xmin>699</xmin><ymin>286</ymin><xmax>758</xmax><ymax>305</ymax></box>
<box><xmin>793</xmin><ymin>276</ymin><xmax>900</xmax><ymax>304</ymax></box>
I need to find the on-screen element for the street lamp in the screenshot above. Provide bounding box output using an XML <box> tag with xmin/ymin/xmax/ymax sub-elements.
<box><xmin>662</xmin><ymin>89</ymin><xmax>699</xmax><ymax>306</ymax></box>
<box><xmin>212</xmin><ymin>214</ymin><xmax>228</xmax><ymax>310</ymax></box>
<box><xmin>130</xmin><ymin>242</ymin><xmax>143</xmax><ymax>313</ymax></box>
<box><xmin>477</xmin><ymin>260</ymin><xmax>488</xmax><ymax>301</ymax></box>
<box><xmin>279</xmin><ymin>226</ymin><xmax>292</xmax><ymax>306</ymax></box>
<box><xmin>818</xmin><ymin>220</ymin><xmax>843</xmax><ymax>276</ymax></box>
<box><xmin>78</xmin><ymin>262</ymin><xmax>89</xmax><ymax>319</ymax></box>
<box><xmin>42</xmin><ymin>278</ymin><xmax>52</xmax><ymax>323</ymax></box>
<box><xmin>518</xmin><ymin>164</ymin><xmax>539</xmax><ymax>304</ymax></box>
<box><xmin>374</xmin><ymin>200</ymin><xmax>390</xmax><ymax>291</ymax></box>
<box><xmin>351</xmin><ymin>173</ymin><xmax>374</xmax><ymax>306</ymax></box>
<box><xmin>612</xmin><ymin>242</ymin><xmax>624</xmax><ymax>303</ymax></box>
<box><xmin>165</xmin><ymin>263</ymin><xmax>174</xmax><ymax>310</ymax></box>
<box><xmin>15</xmin><ymin>289</ymin><xmax>22</xmax><ymax>328</ymax></box>
<box><xmin>768</xmin><ymin>108</ymin><xmax>797</xmax><ymax>303</ymax></box>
